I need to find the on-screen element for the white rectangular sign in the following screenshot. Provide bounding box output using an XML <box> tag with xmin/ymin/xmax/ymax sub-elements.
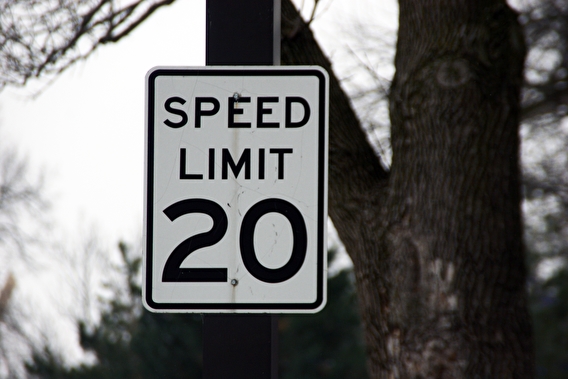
<box><xmin>143</xmin><ymin>67</ymin><xmax>328</xmax><ymax>313</ymax></box>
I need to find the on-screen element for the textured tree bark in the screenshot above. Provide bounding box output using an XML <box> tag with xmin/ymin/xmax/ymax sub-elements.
<box><xmin>281</xmin><ymin>0</ymin><xmax>534</xmax><ymax>377</ymax></box>
<box><xmin>385</xmin><ymin>1</ymin><xmax>534</xmax><ymax>377</ymax></box>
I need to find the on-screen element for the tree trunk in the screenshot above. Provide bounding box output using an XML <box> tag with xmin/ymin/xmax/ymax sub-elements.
<box><xmin>384</xmin><ymin>1</ymin><xmax>533</xmax><ymax>377</ymax></box>
<box><xmin>281</xmin><ymin>0</ymin><xmax>534</xmax><ymax>377</ymax></box>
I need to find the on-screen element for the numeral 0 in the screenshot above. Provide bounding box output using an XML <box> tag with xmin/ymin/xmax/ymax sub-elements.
<box><xmin>162</xmin><ymin>198</ymin><xmax>307</xmax><ymax>284</ymax></box>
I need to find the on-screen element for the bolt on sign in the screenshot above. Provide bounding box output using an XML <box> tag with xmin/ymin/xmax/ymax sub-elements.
<box><xmin>143</xmin><ymin>67</ymin><xmax>329</xmax><ymax>313</ymax></box>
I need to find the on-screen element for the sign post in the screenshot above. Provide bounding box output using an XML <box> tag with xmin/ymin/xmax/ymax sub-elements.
<box><xmin>143</xmin><ymin>1</ymin><xmax>328</xmax><ymax>378</ymax></box>
<box><xmin>205</xmin><ymin>2</ymin><xmax>279</xmax><ymax>377</ymax></box>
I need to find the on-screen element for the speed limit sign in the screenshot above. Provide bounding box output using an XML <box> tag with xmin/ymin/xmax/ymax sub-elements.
<box><xmin>143</xmin><ymin>67</ymin><xmax>328</xmax><ymax>313</ymax></box>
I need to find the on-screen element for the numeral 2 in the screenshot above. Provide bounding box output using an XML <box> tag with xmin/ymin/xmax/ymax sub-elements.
<box><xmin>162</xmin><ymin>199</ymin><xmax>228</xmax><ymax>282</ymax></box>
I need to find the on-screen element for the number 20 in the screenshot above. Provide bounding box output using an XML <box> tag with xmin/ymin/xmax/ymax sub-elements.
<box><xmin>161</xmin><ymin>198</ymin><xmax>308</xmax><ymax>284</ymax></box>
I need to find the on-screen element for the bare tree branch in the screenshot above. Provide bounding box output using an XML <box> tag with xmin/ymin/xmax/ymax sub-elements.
<box><xmin>0</xmin><ymin>147</ymin><xmax>47</xmax><ymax>260</ymax></box>
<box><xmin>519</xmin><ymin>0</ymin><xmax>568</xmax><ymax>122</ymax></box>
<box><xmin>0</xmin><ymin>273</ymin><xmax>15</xmax><ymax>323</ymax></box>
<box><xmin>0</xmin><ymin>0</ymin><xmax>178</xmax><ymax>90</ymax></box>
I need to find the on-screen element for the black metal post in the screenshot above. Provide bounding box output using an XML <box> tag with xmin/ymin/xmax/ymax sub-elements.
<box><xmin>203</xmin><ymin>314</ymin><xmax>278</xmax><ymax>379</ymax></box>
<box><xmin>203</xmin><ymin>1</ymin><xmax>279</xmax><ymax>378</ymax></box>
<box><xmin>206</xmin><ymin>0</ymin><xmax>280</xmax><ymax>66</ymax></box>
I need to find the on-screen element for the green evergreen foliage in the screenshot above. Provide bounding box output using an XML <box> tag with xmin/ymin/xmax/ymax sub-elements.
<box><xmin>531</xmin><ymin>267</ymin><xmax>568</xmax><ymax>379</ymax></box>
<box><xmin>27</xmin><ymin>246</ymin><xmax>367</xmax><ymax>379</ymax></box>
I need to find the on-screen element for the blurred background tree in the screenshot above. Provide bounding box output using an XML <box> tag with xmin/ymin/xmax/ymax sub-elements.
<box><xmin>519</xmin><ymin>1</ymin><xmax>568</xmax><ymax>377</ymax></box>
<box><xmin>0</xmin><ymin>141</ymin><xmax>49</xmax><ymax>378</ymax></box>
<box><xmin>26</xmin><ymin>246</ymin><xmax>368</xmax><ymax>379</ymax></box>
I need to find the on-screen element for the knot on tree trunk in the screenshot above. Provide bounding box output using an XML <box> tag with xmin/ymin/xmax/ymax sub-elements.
<box><xmin>435</xmin><ymin>58</ymin><xmax>472</xmax><ymax>88</ymax></box>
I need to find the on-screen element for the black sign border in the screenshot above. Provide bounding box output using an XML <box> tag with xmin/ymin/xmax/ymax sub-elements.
<box><xmin>144</xmin><ymin>67</ymin><xmax>328</xmax><ymax>312</ymax></box>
